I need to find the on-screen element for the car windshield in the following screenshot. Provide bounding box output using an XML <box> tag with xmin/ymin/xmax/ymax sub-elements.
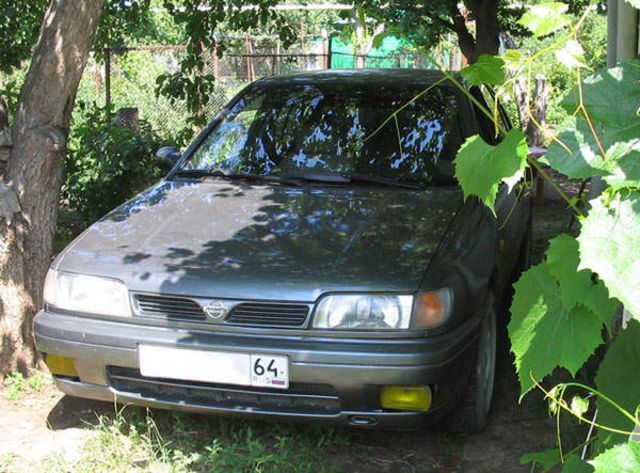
<box><xmin>182</xmin><ymin>80</ymin><xmax>467</xmax><ymax>185</ymax></box>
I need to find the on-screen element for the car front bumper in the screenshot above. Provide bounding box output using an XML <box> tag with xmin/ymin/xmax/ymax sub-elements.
<box><xmin>34</xmin><ymin>310</ymin><xmax>479</xmax><ymax>429</ymax></box>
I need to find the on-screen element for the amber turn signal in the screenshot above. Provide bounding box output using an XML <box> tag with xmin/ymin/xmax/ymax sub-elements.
<box><xmin>415</xmin><ymin>288</ymin><xmax>453</xmax><ymax>329</ymax></box>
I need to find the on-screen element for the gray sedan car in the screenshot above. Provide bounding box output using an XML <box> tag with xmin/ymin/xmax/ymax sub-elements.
<box><xmin>35</xmin><ymin>69</ymin><xmax>531</xmax><ymax>431</ymax></box>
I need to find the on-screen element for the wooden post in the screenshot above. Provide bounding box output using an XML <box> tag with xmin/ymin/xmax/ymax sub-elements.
<box><xmin>245</xmin><ymin>34</ymin><xmax>253</xmax><ymax>81</ymax></box>
<box><xmin>213</xmin><ymin>46</ymin><xmax>219</xmax><ymax>79</ymax></box>
<box><xmin>514</xmin><ymin>76</ymin><xmax>529</xmax><ymax>131</ymax></box>
<box><xmin>198</xmin><ymin>41</ymin><xmax>207</xmax><ymax>118</ymax></box>
<box><xmin>515</xmin><ymin>75</ymin><xmax>549</xmax><ymax>203</ymax></box>
<box><xmin>527</xmin><ymin>75</ymin><xmax>548</xmax><ymax>148</ymax></box>
<box><xmin>114</xmin><ymin>107</ymin><xmax>140</xmax><ymax>133</ymax></box>
<box><xmin>321</xmin><ymin>28</ymin><xmax>329</xmax><ymax>69</ymax></box>
<box><xmin>104</xmin><ymin>47</ymin><xmax>111</xmax><ymax>110</ymax></box>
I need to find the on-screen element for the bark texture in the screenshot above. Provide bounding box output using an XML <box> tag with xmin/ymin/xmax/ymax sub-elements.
<box><xmin>446</xmin><ymin>0</ymin><xmax>501</xmax><ymax>64</ymax></box>
<box><xmin>0</xmin><ymin>0</ymin><xmax>105</xmax><ymax>373</ymax></box>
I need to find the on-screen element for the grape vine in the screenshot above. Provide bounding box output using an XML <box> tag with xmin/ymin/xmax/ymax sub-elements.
<box><xmin>450</xmin><ymin>3</ymin><xmax>640</xmax><ymax>470</ymax></box>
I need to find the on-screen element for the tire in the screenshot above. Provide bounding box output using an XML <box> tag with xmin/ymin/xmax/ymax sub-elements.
<box><xmin>515</xmin><ymin>201</ymin><xmax>533</xmax><ymax>275</ymax></box>
<box><xmin>444</xmin><ymin>293</ymin><xmax>497</xmax><ymax>434</ymax></box>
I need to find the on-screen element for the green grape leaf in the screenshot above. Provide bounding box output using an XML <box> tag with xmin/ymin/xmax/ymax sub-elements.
<box><xmin>595</xmin><ymin>320</ymin><xmax>640</xmax><ymax>446</ymax></box>
<box><xmin>542</xmin><ymin>115</ymin><xmax>640</xmax><ymax>190</ymax></box>
<box><xmin>461</xmin><ymin>54</ymin><xmax>506</xmax><ymax>86</ymax></box>
<box><xmin>545</xmin><ymin>234</ymin><xmax>617</xmax><ymax>328</ymax></box>
<box><xmin>547</xmin><ymin>234</ymin><xmax>596</xmax><ymax>309</ymax></box>
<box><xmin>518</xmin><ymin>303</ymin><xmax>604</xmax><ymax>396</ymax></box>
<box><xmin>562</xmin><ymin>61</ymin><xmax>640</xmax><ymax>128</ymax></box>
<box><xmin>582</xmin><ymin>280</ymin><xmax>618</xmax><ymax>332</ymax></box>
<box><xmin>509</xmin><ymin>264</ymin><xmax>605</xmax><ymax>396</ymax></box>
<box><xmin>518</xmin><ymin>2</ymin><xmax>569</xmax><ymax>37</ymax></box>
<box><xmin>578</xmin><ymin>193</ymin><xmax>640</xmax><ymax>320</ymax></box>
<box><xmin>542</xmin><ymin>118</ymin><xmax>610</xmax><ymax>179</ymax></box>
<box><xmin>521</xmin><ymin>448</ymin><xmax>561</xmax><ymax>470</ymax></box>
<box><xmin>509</xmin><ymin>265</ymin><xmax>553</xmax><ymax>376</ymax></box>
<box><xmin>454</xmin><ymin>129</ymin><xmax>528</xmax><ymax>214</ymax></box>
<box><xmin>605</xmin><ymin>151</ymin><xmax>640</xmax><ymax>191</ymax></box>
<box><xmin>562</xmin><ymin>455</ymin><xmax>594</xmax><ymax>473</ymax></box>
<box><xmin>590</xmin><ymin>441</ymin><xmax>640</xmax><ymax>472</ymax></box>
<box><xmin>555</xmin><ymin>39</ymin><xmax>586</xmax><ymax>69</ymax></box>
<box><xmin>503</xmin><ymin>49</ymin><xmax>526</xmax><ymax>71</ymax></box>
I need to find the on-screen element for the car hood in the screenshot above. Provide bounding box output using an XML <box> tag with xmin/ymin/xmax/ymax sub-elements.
<box><xmin>57</xmin><ymin>179</ymin><xmax>463</xmax><ymax>301</ymax></box>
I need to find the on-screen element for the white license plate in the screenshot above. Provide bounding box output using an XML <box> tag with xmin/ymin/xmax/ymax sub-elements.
<box><xmin>138</xmin><ymin>345</ymin><xmax>289</xmax><ymax>389</ymax></box>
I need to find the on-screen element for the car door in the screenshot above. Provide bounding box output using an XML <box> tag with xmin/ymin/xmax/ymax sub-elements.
<box><xmin>471</xmin><ymin>86</ymin><xmax>532</xmax><ymax>297</ymax></box>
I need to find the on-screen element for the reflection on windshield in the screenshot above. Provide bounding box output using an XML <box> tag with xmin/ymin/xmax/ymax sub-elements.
<box><xmin>185</xmin><ymin>81</ymin><xmax>465</xmax><ymax>185</ymax></box>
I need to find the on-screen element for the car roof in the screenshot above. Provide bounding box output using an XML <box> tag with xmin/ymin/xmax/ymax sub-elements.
<box><xmin>255</xmin><ymin>68</ymin><xmax>453</xmax><ymax>88</ymax></box>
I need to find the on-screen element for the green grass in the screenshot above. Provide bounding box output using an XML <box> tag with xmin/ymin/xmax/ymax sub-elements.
<box><xmin>3</xmin><ymin>369</ymin><xmax>49</xmax><ymax>400</ymax></box>
<box><xmin>26</xmin><ymin>406</ymin><xmax>348</xmax><ymax>473</ymax></box>
<box><xmin>0</xmin><ymin>454</ymin><xmax>18</xmax><ymax>472</ymax></box>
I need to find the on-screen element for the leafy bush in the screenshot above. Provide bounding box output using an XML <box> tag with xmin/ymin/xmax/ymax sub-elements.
<box><xmin>63</xmin><ymin>105</ymin><xmax>164</xmax><ymax>225</ymax></box>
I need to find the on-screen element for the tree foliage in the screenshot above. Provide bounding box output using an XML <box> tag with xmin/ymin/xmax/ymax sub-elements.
<box><xmin>0</xmin><ymin>0</ymin><xmax>48</xmax><ymax>74</ymax></box>
<box><xmin>356</xmin><ymin>0</ymin><xmax>595</xmax><ymax>65</ymax></box>
<box><xmin>156</xmin><ymin>0</ymin><xmax>297</xmax><ymax>129</ymax></box>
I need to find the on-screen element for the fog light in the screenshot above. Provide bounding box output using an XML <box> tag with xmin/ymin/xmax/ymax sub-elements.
<box><xmin>380</xmin><ymin>385</ymin><xmax>432</xmax><ymax>412</ymax></box>
<box><xmin>45</xmin><ymin>354</ymin><xmax>78</xmax><ymax>377</ymax></box>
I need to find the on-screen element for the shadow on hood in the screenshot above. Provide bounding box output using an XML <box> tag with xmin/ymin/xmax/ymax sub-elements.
<box><xmin>58</xmin><ymin>180</ymin><xmax>463</xmax><ymax>301</ymax></box>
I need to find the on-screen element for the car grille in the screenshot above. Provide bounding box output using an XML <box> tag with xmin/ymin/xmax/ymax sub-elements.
<box><xmin>134</xmin><ymin>294</ymin><xmax>205</xmax><ymax>321</ymax></box>
<box><xmin>133</xmin><ymin>294</ymin><xmax>310</xmax><ymax>328</ymax></box>
<box><xmin>225</xmin><ymin>302</ymin><xmax>309</xmax><ymax>327</ymax></box>
<box><xmin>107</xmin><ymin>367</ymin><xmax>340</xmax><ymax>415</ymax></box>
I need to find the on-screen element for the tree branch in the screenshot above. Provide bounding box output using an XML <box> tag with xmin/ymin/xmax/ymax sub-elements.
<box><xmin>446</xmin><ymin>0</ymin><xmax>477</xmax><ymax>61</ymax></box>
<box><xmin>422</xmin><ymin>11</ymin><xmax>457</xmax><ymax>32</ymax></box>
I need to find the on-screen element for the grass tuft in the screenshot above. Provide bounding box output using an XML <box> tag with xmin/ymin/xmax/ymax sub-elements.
<box><xmin>3</xmin><ymin>369</ymin><xmax>50</xmax><ymax>400</ymax></box>
<box><xmin>28</xmin><ymin>406</ymin><xmax>348</xmax><ymax>472</ymax></box>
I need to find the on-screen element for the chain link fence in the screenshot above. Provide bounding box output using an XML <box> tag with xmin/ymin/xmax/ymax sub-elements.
<box><xmin>76</xmin><ymin>34</ymin><xmax>460</xmax><ymax>140</ymax></box>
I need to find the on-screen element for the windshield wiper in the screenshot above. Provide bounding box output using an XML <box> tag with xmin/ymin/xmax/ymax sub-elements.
<box><xmin>345</xmin><ymin>173</ymin><xmax>425</xmax><ymax>190</ymax></box>
<box><xmin>174</xmin><ymin>169</ymin><xmax>303</xmax><ymax>186</ymax></box>
<box><xmin>176</xmin><ymin>169</ymin><xmax>424</xmax><ymax>189</ymax></box>
<box><xmin>280</xmin><ymin>171</ymin><xmax>423</xmax><ymax>189</ymax></box>
<box><xmin>277</xmin><ymin>171</ymin><xmax>351</xmax><ymax>184</ymax></box>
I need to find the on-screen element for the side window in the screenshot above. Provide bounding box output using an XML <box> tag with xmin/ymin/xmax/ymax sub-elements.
<box><xmin>470</xmin><ymin>87</ymin><xmax>498</xmax><ymax>144</ymax></box>
<box><xmin>471</xmin><ymin>86</ymin><xmax>512</xmax><ymax>144</ymax></box>
<box><xmin>483</xmin><ymin>85</ymin><xmax>512</xmax><ymax>133</ymax></box>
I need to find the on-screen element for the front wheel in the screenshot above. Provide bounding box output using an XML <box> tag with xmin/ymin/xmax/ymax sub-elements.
<box><xmin>444</xmin><ymin>293</ymin><xmax>497</xmax><ymax>433</ymax></box>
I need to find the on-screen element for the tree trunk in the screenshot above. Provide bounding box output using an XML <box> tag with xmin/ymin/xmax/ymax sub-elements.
<box><xmin>448</xmin><ymin>0</ymin><xmax>500</xmax><ymax>64</ymax></box>
<box><xmin>354</xmin><ymin>10</ymin><xmax>367</xmax><ymax>68</ymax></box>
<box><xmin>0</xmin><ymin>0</ymin><xmax>105</xmax><ymax>373</ymax></box>
<box><xmin>472</xmin><ymin>0</ymin><xmax>501</xmax><ymax>61</ymax></box>
<box><xmin>353</xmin><ymin>8</ymin><xmax>384</xmax><ymax>68</ymax></box>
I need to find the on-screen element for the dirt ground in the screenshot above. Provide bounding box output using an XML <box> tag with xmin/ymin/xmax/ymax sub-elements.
<box><xmin>0</xmin><ymin>185</ymin><xmax>578</xmax><ymax>472</ymax></box>
<box><xmin>0</xmin><ymin>343</ymin><xmax>563</xmax><ymax>472</ymax></box>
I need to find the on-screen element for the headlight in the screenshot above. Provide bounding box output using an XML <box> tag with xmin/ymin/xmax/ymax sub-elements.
<box><xmin>43</xmin><ymin>269</ymin><xmax>132</xmax><ymax>317</ymax></box>
<box><xmin>414</xmin><ymin>288</ymin><xmax>453</xmax><ymax>329</ymax></box>
<box><xmin>312</xmin><ymin>294</ymin><xmax>414</xmax><ymax>330</ymax></box>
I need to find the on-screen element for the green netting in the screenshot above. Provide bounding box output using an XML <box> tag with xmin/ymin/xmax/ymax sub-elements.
<box><xmin>327</xmin><ymin>35</ymin><xmax>449</xmax><ymax>69</ymax></box>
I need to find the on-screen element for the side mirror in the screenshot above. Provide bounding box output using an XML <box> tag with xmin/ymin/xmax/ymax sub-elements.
<box><xmin>155</xmin><ymin>146</ymin><xmax>181</xmax><ymax>172</ymax></box>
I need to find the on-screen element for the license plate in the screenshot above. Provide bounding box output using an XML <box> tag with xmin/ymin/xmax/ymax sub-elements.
<box><xmin>138</xmin><ymin>345</ymin><xmax>289</xmax><ymax>389</ymax></box>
